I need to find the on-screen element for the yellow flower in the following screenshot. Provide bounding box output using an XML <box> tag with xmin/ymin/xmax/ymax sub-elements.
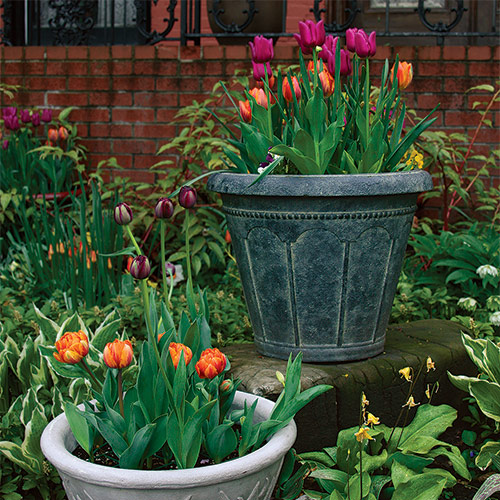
<box><xmin>366</xmin><ymin>412</ymin><xmax>380</xmax><ymax>426</ymax></box>
<box><xmin>402</xmin><ymin>395</ymin><xmax>419</xmax><ymax>408</ymax></box>
<box><xmin>276</xmin><ymin>370</ymin><xmax>285</xmax><ymax>387</ymax></box>
<box><xmin>426</xmin><ymin>356</ymin><xmax>435</xmax><ymax>372</ymax></box>
<box><xmin>425</xmin><ymin>384</ymin><xmax>431</xmax><ymax>400</ymax></box>
<box><xmin>355</xmin><ymin>427</ymin><xmax>374</xmax><ymax>442</ymax></box>
<box><xmin>399</xmin><ymin>367</ymin><xmax>412</xmax><ymax>382</ymax></box>
<box><xmin>362</xmin><ymin>392</ymin><xmax>369</xmax><ymax>407</ymax></box>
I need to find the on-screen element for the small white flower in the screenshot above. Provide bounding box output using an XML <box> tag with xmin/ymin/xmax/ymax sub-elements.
<box><xmin>486</xmin><ymin>295</ymin><xmax>500</xmax><ymax>311</ymax></box>
<box><xmin>489</xmin><ymin>311</ymin><xmax>500</xmax><ymax>327</ymax></box>
<box><xmin>257</xmin><ymin>166</ymin><xmax>265</xmax><ymax>174</ymax></box>
<box><xmin>476</xmin><ymin>265</ymin><xmax>499</xmax><ymax>279</ymax></box>
<box><xmin>458</xmin><ymin>297</ymin><xmax>478</xmax><ymax>311</ymax></box>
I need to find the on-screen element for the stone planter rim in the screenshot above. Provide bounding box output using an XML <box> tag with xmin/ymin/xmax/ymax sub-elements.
<box><xmin>40</xmin><ymin>391</ymin><xmax>296</xmax><ymax>490</ymax></box>
<box><xmin>207</xmin><ymin>170</ymin><xmax>433</xmax><ymax>197</ymax></box>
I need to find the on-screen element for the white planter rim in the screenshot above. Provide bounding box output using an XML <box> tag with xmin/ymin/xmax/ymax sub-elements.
<box><xmin>40</xmin><ymin>391</ymin><xmax>296</xmax><ymax>490</ymax></box>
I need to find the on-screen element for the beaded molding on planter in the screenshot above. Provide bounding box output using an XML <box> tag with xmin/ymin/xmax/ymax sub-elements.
<box><xmin>222</xmin><ymin>206</ymin><xmax>417</xmax><ymax>220</ymax></box>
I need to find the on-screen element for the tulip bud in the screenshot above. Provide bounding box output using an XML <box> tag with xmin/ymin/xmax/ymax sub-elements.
<box><xmin>195</xmin><ymin>347</ymin><xmax>227</xmax><ymax>379</ymax></box>
<box><xmin>282</xmin><ymin>76</ymin><xmax>301</xmax><ymax>103</ymax></box>
<box><xmin>239</xmin><ymin>100</ymin><xmax>252</xmax><ymax>123</ymax></box>
<box><xmin>114</xmin><ymin>202</ymin><xmax>133</xmax><ymax>225</ymax></box>
<box><xmin>41</xmin><ymin>109</ymin><xmax>53</xmax><ymax>122</ymax></box>
<box><xmin>178</xmin><ymin>186</ymin><xmax>197</xmax><ymax>209</ymax></box>
<box><xmin>220</xmin><ymin>379</ymin><xmax>234</xmax><ymax>393</ymax></box>
<box><xmin>54</xmin><ymin>330</ymin><xmax>89</xmax><ymax>364</ymax></box>
<box><xmin>129</xmin><ymin>255</ymin><xmax>151</xmax><ymax>280</ymax></box>
<box><xmin>169</xmin><ymin>342</ymin><xmax>193</xmax><ymax>368</ymax></box>
<box><xmin>103</xmin><ymin>339</ymin><xmax>133</xmax><ymax>369</ymax></box>
<box><xmin>391</xmin><ymin>61</ymin><xmax>413</xmax><ymax>90</ymax></box>
<box><xmin>154</xmin><ymin>197</ymin><xmax>174</xmax><ymax>219</ymax></box>
<box><xmin>319</xmin><ymin>70</ymin><xmax>335</xmax><ymax>97</ymax></box>
<box><xmin>249</xmin><ymin>87</ymin><xmax>268</xmax><ymax>109</ymax></box>
<box><xmin>2</xmin><ymin>140</ymin><xmax>9</xmax><ymax>150</ymax></box>
<box><xmin>48</xmin><ymin>127</ymin><xmax>59</xmax><ymax>143</ymax></box>
<box><xmin>58</xmin><ymin>126</ymin><xmax>69</xmax><ymax>140</ymax></box>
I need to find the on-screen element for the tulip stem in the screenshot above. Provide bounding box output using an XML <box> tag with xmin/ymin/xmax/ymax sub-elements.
<box><xmin>125</xmin><ymin>225</ymin><xmax>142</xmax><ymax>256</ymax></box>
<box><xmin>264</xmin><ymin>71</ymin><xmax>273</xmax><ymax>142</ymax></box>
<box><xmin>80</xmin><ymin>358</ymin><xmax>103</xmax><ymax>390</ymax></box>
<box><xmin>184</xmin><ymin>209</ymin><xmax>194</xmax><ymax>298</ymax></box>
<box><xmin>160</xmin><ymin>220</ymin><xmax>169</xmax><ymax>306</ymax></box>
<box><xmin>365</xmin><ymin>57</ymin><xmax>370</xmax><ymax>143</ymax></box>
<box><xmin>312</xmin><ymin>47</ymin><xmax>319</xmax><ymax>93</ymax></box>
<box><xmin>117</xmin><ymin>369</ymin><xmax>125</xmax><ymax>419</ymax></box>
<box><xmin>167</xmin><ymin>268</ymin><xmax>174</xmax><ymax>304</ymax></box>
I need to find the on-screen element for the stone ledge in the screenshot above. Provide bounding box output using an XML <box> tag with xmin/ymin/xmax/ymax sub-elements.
<box><xmin>225</xmin><ymin>319</ymin><xmax>476</xmax><ymax>452</ymax></box>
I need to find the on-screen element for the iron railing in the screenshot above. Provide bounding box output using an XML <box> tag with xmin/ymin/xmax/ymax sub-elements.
<box><xmin>0</xmin><ymin>0</ymin><xmax>498</xmax><ymax>46</ymax></box>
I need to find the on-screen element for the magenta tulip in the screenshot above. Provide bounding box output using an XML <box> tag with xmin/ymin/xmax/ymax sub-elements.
<box><xmin>20</xmin><ymin>110</ymin><xmax>31</xmax><ymax>123</ymax></box>
<box><xmin>41</xmin><ymin>109</ymin><xmax>53</xmax><ymax>122</ymax></box>
<box><xmin>294</xmin><ymin>20</ymin><xmax>325</xmax><ymax>55</ymax></box>
<box><xmin>249</xmin><ymin>35</ymin><xmax>274</xmax><ymax>63</ymax></box>
<box><xmin>346</xmin><ymin>28</ymin><xmax>376</xmax><ymax>58</ymax></box>
<box><xmin>2</xmin><ymin>107</ymin><xmax>17</xmax><ymax>118</ymax></box>
<box><xmin>4</xmin><ymin>115</ymin><xmax>20</xmax><ymax>131</ymax></box>
<box><xmin>252</xmin><ymin>60</ymin><xmax>272</xmax><ymax>82</ymax></box>
<box><xmin>318</xmin><ymin>35</ymin><xmax>339</xmax><ymax>64</ymax></box>
<box><xmin>31</xmin><ymin>112</ymin><xmax>41</xmax><ymax>127</ymax></box>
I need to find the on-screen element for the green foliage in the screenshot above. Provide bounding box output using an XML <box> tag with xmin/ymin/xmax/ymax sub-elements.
<box><xmin>449</xmin><ymin>333</ymin><xmax>500</xmax><ymax>471</ymax></box>
<box><xmin>1</xmin><ymin>180</ymin><xmax>126</xmax><ymax>309</ymax></box>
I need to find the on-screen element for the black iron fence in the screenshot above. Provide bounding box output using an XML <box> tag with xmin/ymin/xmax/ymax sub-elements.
<box><xmin>0</xmin><ymin>0</ymin><xmax>498</xmax><ymax>46</ymax></box>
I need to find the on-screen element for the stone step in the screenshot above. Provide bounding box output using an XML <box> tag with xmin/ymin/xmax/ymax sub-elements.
<box><xmin>225</xmin><ymin>319</ymin><xmax>476</xmax><ymax>452</ymax></box>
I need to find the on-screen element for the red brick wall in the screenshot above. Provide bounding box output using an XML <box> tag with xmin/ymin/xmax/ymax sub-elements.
<box><xmin>0</xmin><ymin>44</ymin><xmax>499</xmax><ymax>185</ymax></box>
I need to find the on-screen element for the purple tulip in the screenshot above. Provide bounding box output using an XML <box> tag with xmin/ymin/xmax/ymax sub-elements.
<box><xmin>2</xmin><ymin>107</ymin><xmax>17</xmax><ymax>118</ymax></box>
<box><xmin>293</xmin><ymin>20</ymin><xmax>325</xmax><ymax>55</ymax></box>
<box><xmin>2</xmin><ymin>140</ymin><xmax>8</xmax><ymax>150</ymax></box>
<box><xmin>346</xmin><ymin>28</ymin><xmax>376</xmax><ymax>58</ymax></box>
<box><xmin>178</xmin><ymin>186</ymin><xmax>197</xmax><ymax>209</ymax></box>
<box><xmin>4</xmin><ymin>115</ymin><xmax>20</xmax><ymax>131</ymax></box>
<box><xmin>251</xmin><ymin>61</ymin><xmax>272</xmax><ymax>82</ymax></box>
<box><xmin>249</xmin><ymin>35</ymin><xmax>274</xmax><ymax>64</ymax></box>
<box><xmin>129</xmin><ymin>255</ymin><xmax>151</xmax><ymax>280</ymax></box>
<box><xmin>31</xmin><ymin>112</ymin><xmax>41</xmax><ymax>127</ymax></box>
<box><xmin>114</xmin><ymin>202</ymin><xmax>133</xmax><ymax>225</ymax></box>
<box><xmin>326</xmin><ymin>48</ymin><xmax>352</xmax><ymax>76</ymax></box>
<box><xmin>318</xmin><ymin>35</ymin><xmax>339</xmax><ymax>64</ymax></box>
<box><xmin>41</xmin><ymin>109</ymin><xmax>53</xmax><ymax>123</ymax></box>
<box><xmin>154</xmin><ymin>197</ymin><xmax>174</xmax><ymax>219</ymax></box>
<box><xmin>20</xmin><ymin>110</ymin><xmax>31</xmax><ymax>123</ymax></box>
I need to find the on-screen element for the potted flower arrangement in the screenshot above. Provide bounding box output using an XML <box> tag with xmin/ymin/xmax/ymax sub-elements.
<box><xmin>207</xmin><ymin>23</ymin><xmax>437</xmax><ymax>362</ymax></box>
<box><xmin>39</xmin><ymin>188</ymin><xmax>332</xmax><ymax>499</ymax></box>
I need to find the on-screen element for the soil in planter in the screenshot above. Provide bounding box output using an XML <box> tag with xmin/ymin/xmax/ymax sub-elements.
<box><xmin>73</xmin><ymin>443</ymin><xmax>240</xmax><ymax>470</ymax></box>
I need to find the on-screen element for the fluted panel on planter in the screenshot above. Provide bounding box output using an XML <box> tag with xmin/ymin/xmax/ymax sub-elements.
<box><xmin>341</xmin><ymin>226</ymin><xmax>393</xmax><ymax>347</ymax></box>
<box><xmin>291</xmin><ymin>229</ymin><xmax>345</xmax><ymax>348</ymax></box>
<box><xmin>244</xmin><ymin>227</ymin><xmax>294</xmax><ymax>346</ymax></box>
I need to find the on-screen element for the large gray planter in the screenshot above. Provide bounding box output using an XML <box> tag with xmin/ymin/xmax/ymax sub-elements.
<box><xmin>208</xmin><ymin>171</ymin><xmax>433</xmax><ymax>362</ymax></box>
<box><xmin>40</xmin><ymin>391</ymin><xmax>296</xmax><ymax>500</ymax></box>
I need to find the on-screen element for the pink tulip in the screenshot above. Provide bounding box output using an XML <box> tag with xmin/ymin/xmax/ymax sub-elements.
<box><xmin>294</xmin><ymin>20</ymin><xmax>325</xmax><ymax>55</ymax></box>
<box><xmin>346</xmin><ymin>28</ymin><xmax>376</xmax><ymax>58</ymax></box>
<box><xmin>249</xmin><ymin>35</ymin><xmax>274</xmax><ymax>63</ymax></box>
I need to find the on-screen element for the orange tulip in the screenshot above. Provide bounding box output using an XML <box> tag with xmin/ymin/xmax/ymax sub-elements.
<box><xmin>48</xmin><ymin>127</ymin><xmax>58</xmax><ymax>143</ymax></box>
<box><xmin>239</xmin><ymin>100</ymin><xmax>252</xmax><ymax>123</ymax></box>
<box><xmin>48</xmin><ymin>244</ymin><xmax>54</xmax><ymax>261</ymax></box>
<box><xmin>319</xmin><ymin>70</ymin><xmax>335</xmax><ymax>97</ymax></box>
<box><xmin>107</xmin><ymin>258</ymin><xmax>112</xmax><ymax>270</ymax></box>
<box><xmin>54</xmin><ymin>330</ymin><xmax>89</xmax><ymax>364</ymax></box>
<box><xmin>391</xmin><ymin>61</ymin><xmax>413</xmax><ymax>90</ymax></box>
<box><xmin>169</xmin><ymin>342</ymin><xmax>193</xmax><ymax>368</ymax></box>
<box><xmin>220</xmin><ymin>379</ymin><xmax>234</xmax><ymax>393</ymax></box>
<box><xmin>249</xmin><ymin>87</ymin><xmax>268</xmax><ymax>109</ymax></box>
<box><xmin>58</xmin><ymin>126</ymin><xmax>69</xmax><ymax>140</ymax></box>
<box><xmin>90</xmin><ymin>250</ymin><xmax>97</xmax><ymax>263</ymax></box>
<box><xmin>126</xmin><ymin>256</ymin><xmax>133</xmax><ymax>273</ymax></box>
<box><xmin>224</xmin><ymin>230</ymin><xmax>232</xmax><ymax>244</ymax></box>
<box><xmin>282</xmin><ymin>76</ymin><xmax>301</xmax><ymax>103</ymax></box>
<box><xmin>195</xmin><ymin>347</ymin><xmax>227</xmax><ymax>379</ymax></box>
<box><xmin>103</xmin><ymin>339</ymin><xmax>133</xmax><ymax>369</ymax></box>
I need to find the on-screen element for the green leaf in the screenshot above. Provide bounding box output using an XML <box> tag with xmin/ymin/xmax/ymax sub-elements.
<box><xmin>205</xmin><ymin>423</ymin><xmax>238</xmax><ymax>464</ymax></box>
<box><xmin>472</xmin><ymin>473</ymin><xmax>500</xmax><ymax>500</ymax></box>
<box><xmin>119</xmin><ymin>424</ymin><xmax>155</xmax><ymax>469</ymax></box>
<box><xmin>391</xmin><ymin>474</ymin><xmax>446</xmax><ymax>500</ymax></box>
<box><xmin>470</xmin><ymin>380</ymin><xmax>500</xmax><ymax>422</ymax></box>
<box><xmin>91</xmin><ymin>310</ymin><xmax>121</xmax><ymax>352</ymax></box>
<box><xmin>64</xmin><ymin>402</ymin><xmax>95</xmax><ymax>455</ymax></box>
<box><xmin>476</xmin><ymin>441</ymin><xmax>500</xmax><ymax>470</ymax></box>
<box><xmin>426</xmin><ymin>446</ymin><xmax>471</xmax><ymax>480</ymax></box>
<box><xmin>271</xmin><ymin>144</ymin><xmax>322</xmax><ymax>174</ymax></box>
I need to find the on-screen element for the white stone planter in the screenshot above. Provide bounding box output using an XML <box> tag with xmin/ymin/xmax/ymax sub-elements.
<box><xmin>40</xmin><ymin>391</ymin><xmax>297</xmax><ymax>500</ymax></box>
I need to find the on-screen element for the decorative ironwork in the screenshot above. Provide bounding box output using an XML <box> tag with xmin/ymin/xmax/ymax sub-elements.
<box><xmin>1</xmin><ymin>0</ymin><xmax>12</xmax><ymax>45</ymax></box>
<box><xmin>417</xmin><ymin>0</ymin><xmax>466</xmax><ymax>33</ymax></box>
<box><xmin>311</xmin><ymin>0</ymin><xmax>360</xmax><ymax>33</ymax></box>
<box><xmin>47</xmin><ymin>0</ymin><xmax>98</xmax><ymax>45</ymax></box>
<box><xmin>208</xmin><ymin>0</ymin><xmax>258</xmax><ymax>33</ymax></box>
<box><xmin>135</xmin><ymin>0</ymin><xmax>178</xmax><ymax>44</ymax></box>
